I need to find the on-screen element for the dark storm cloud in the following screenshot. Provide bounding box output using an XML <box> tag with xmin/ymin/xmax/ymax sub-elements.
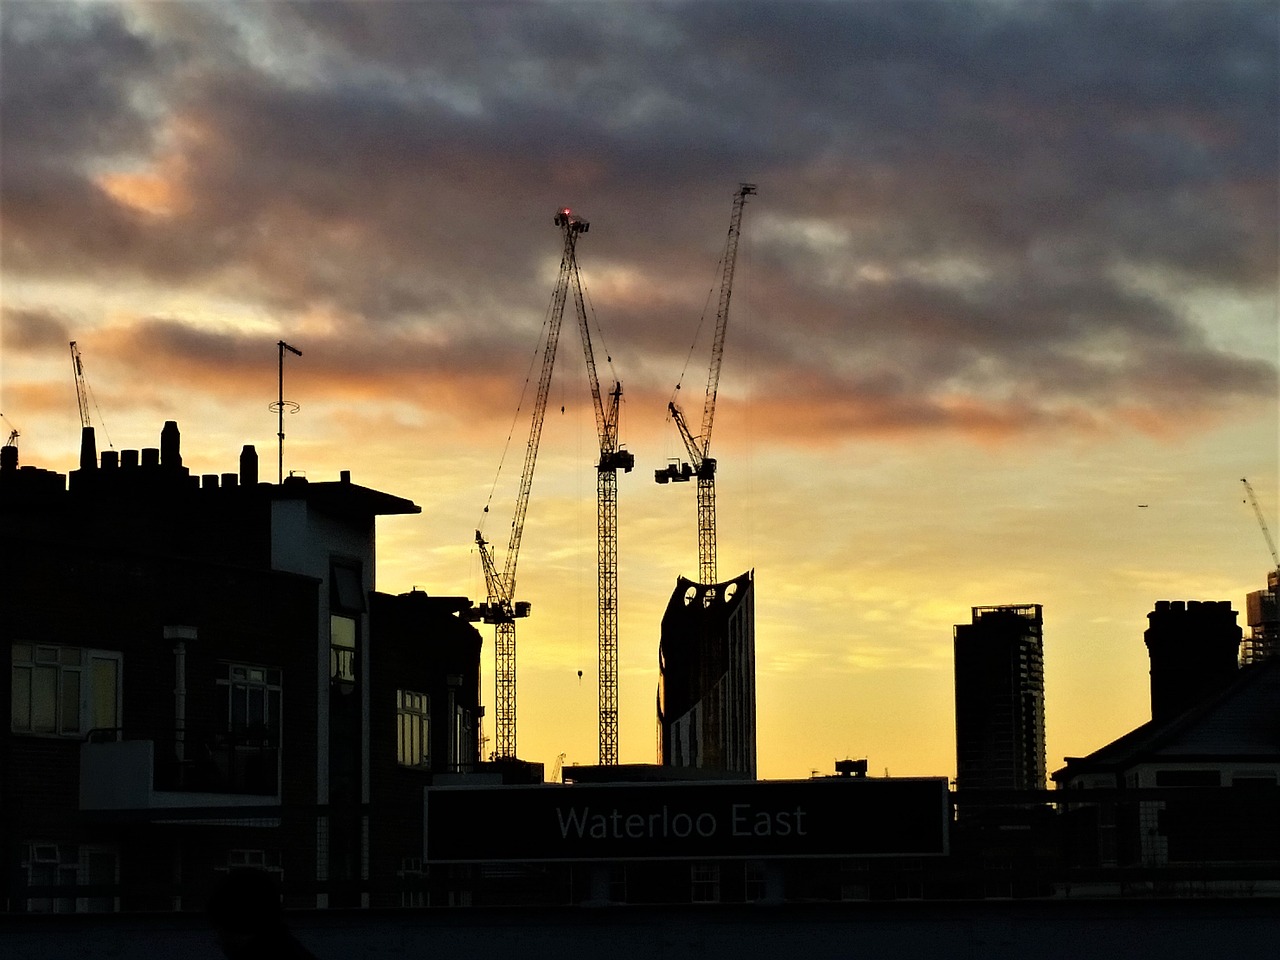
<box><xmin>1</xmin><ymin>0</ymin><xmax>1274</xmax><ymax>441</ymax></box>
<box><xmin>0</xmin><ymin>2</ymin><xmax>166</xmax><ymax>169</ymax></box>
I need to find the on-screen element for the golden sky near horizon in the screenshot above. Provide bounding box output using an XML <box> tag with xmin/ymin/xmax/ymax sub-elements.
<box><xmin>2</xmin><ymin>1</ymin><xmax>1277</xmax><ymax>781</ymax></box>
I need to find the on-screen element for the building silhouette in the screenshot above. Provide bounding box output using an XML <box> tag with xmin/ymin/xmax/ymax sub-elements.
<box><xmin>1</xmin><ymin>423</ymin><xmax>489</xmax><ymax>912</ymax></box>
<box><xmin>1054</xmin><ymin>599</ymin><xmax>1280</xmax><ymax>875</ymax></box>
<box><xmin>657</xmin><ymin>571</ymin><xmax>756</xmax><ymax>779</ymax></box>
<box><xmin>953</xmin><ymin>604</ymin><xmax>1046</xmax><ymax>792</ymax></box>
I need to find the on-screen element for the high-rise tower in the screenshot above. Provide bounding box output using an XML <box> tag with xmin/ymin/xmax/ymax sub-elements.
<box><xmin>657</xmin><ymin>571</ymin><xmax>756</xmax><ymax>779</ymax></box>
<box><xmin>953</xmin><ymin>604</ymin><xmax>1046</xmax><ymax>792</ymax></box>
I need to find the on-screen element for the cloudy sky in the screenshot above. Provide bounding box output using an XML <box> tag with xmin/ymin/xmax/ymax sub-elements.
<box><xmin>3</xmin><ymin>0</ymin><xmax>1277</xmax><ymax>780</ymax></box>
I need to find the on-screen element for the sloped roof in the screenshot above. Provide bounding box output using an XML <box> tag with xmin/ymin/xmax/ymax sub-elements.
<box><xmin>1052</xmin><ymin>657</ymin><xmax>1280</xmax><ymax>781</ymax></box>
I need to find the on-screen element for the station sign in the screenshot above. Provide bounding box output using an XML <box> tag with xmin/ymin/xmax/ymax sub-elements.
<box><xmin>425</xmin><ymin>777</ymin><xmax>949</xmax><ymax>862</ymax></box>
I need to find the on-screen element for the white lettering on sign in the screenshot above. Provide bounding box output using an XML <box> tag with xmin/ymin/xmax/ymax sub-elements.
<box><xmin>554</xmin><ymin>803</ymin><xmax>808</xmax><ymax>841</ymax></box>
<box><xmin>730</xmin><ymin>803</ymin><xmax>808</xmax><ymax>837</ymax></box>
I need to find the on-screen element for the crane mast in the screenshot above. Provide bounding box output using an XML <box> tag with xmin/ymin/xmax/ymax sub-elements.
<box><xmin>561</xmin><ymin>207</ymin><xmax>635</xmax><ymax>765</ymax></box>
<box><xmin>70</xmin><ymin>341</ymin><xmax>91</xmax><ymax>428</ymax></box>
<box><xmin>476</xmin><ymin>210</ymin><xmax>583</xmax><ymax>759</ymax></box>
<box><xmin>655</xmin><ymin>183</ymin><xmax>756</xmax><ymax>585</ymax></box>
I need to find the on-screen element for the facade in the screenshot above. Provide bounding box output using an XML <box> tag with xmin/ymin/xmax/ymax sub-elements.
<box><xmin>1</xmin><ymin>423</ymin><xmax>486</xmax><ymax>913</ymax></box>
<box><xmin>953</xmin><ymin>604</ymin><xmax>1046</xmax><ymax>792</ymax></box>
<box><xmin>657</xmin><ymin>571</ymin><xmax>756</xmax><ymax>779</ymax></box>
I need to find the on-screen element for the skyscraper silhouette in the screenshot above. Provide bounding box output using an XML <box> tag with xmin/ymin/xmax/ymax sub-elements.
<box><xmin>953</xmin><ymin>604</ymin><xmax>1045</xmax><ymax>792</ymax></box>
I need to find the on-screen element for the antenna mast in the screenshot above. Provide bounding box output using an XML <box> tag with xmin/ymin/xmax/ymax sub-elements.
<box><xmin>270</xmin><ymin>341</ymin><xmax>302</xmax><ymax>483</ymax></box>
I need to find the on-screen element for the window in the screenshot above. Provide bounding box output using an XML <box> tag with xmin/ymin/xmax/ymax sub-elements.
<box><xmin>217</xmin><ymin>665</ymin><xmax>282</xmax><ymax>744</ymax></box>
<box><xmin>1155</xmin><ymin>769</ymin><xmax>1220</xmax><ymax>787</ymax></box>
<box><xmin>11</xmin><ymin>645</ymin><xmax>121</xmax><ymax>737</ymax></box>
<box><xmin>398</xmin><ymin>857</ymin><xmax>427</xmax><ymax>908</ymax></box>
<box><xmin>690</xmin><ymin>862</ymin><xmax>720</xmax><ymax>903</ymax></box>
<box><xmin>330</xmin><ymin>615</ymin><xmax>357</xmax><ymax>685</ymax></box>
<box><xmin>330</xmin><ymin>561</ymin><xmax>364</xmax><ymax>688</ymax></box>
<box><xmin>397</xmin><ymin>690</ymin><xmax>430</xmax><ymax>768</ymax></box>
<box><xmin>23</xmin><ymin>843</ymin><xmax>118</xmax><ymax>913</ymax></box>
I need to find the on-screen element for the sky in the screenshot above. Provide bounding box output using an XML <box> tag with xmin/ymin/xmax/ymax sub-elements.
<box><xmin>2</xmin><ymin>0</ymin><xmax>1277</xmax><ymax>782</ymax></box>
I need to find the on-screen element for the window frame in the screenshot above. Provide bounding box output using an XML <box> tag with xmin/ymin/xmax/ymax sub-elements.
<box><xmin>396</xmin><ymin>689</ymin><xmax>431</xmax><ymax>770</ymax></box>
<box><xmin>216</xmin><ymin>663</ymin><xmax>283</xmax><ymax>746</ymax></box>
<box><xmin>690</xmin><ymin>861</ymin><xmax>721</xmax><ymax>903</ymax></box>
<box><xmin>11</xmin><ymin>644</ymin><xmax>122</xmax><ymax>738</ymax></box>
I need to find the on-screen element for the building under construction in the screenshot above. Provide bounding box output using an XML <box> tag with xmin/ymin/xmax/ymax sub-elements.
<box><xmin>953</xmin><ymin>604</ymin><xmax>1046</xmax><ymax>793</ymax></box>
<box><xmin>657</xmin><ymin>571</ymin><xmax>757</xmax><ymax>779</ymax></box>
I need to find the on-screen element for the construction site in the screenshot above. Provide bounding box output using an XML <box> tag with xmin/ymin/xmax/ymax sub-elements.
<box><xmin>4</xmin><ymin>182</ymin><xmax>1280</xmax><ymax>934</ymax></box>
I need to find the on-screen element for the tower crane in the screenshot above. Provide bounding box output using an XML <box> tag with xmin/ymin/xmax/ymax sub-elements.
<box><xmin>1</xmin><ymin>412</ymin><xmax>17</xmax><ymax>448</ymax></box>
<box><xmin>1241</xmin><ymin>478</ymin><xmax>1280</xmax><ymax>572</ymax></box>
<box><xmin>70</xmin><ymin>341</ymin><xmax>92</xmax><ymax>430</ymax></box>
<box><xmin>655</xmin><ymin>183</ymin><xmax>756</xmax><ymax>585</ymax></box>
<box><xmin>69</xmin><ymin>340</ymin><xmax>111</xmax><ymax>469</ymax></box>
<box><xmin>475</xmin><ymin>208</ymin><xmax>584</xmax><ymax>760</ymax></box>
<box><xmin>559</xmin><ymin>207</ymin><xmax>635</xmax><ymax>765</ymax></box>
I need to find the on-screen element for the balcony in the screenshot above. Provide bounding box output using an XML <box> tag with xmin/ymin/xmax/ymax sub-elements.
<box><xmin>80</xmin><ymin>727</ymin><xmax>280</xmax><ymax>814</ymax></box>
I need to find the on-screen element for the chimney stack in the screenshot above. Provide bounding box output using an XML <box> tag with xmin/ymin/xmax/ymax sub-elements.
<box><xmin>79</xmin><ymin>426</ymin><xmax>97</xmax><ymax>472</ymax></box>
<box><xmin>1145</xmin><ymin>599</ymin><xmax>1241</xmax><ymax>723</ymax></box>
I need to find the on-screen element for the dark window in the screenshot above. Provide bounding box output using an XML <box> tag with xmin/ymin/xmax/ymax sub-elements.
<box><xmin>331</xmin><ymin>563</ymin><xmax>365</xmax><ymax>614</ymax></box>
<box><xmin>218</xmin><ymin>665</ymin><xmax>282</xmax><ymax>745</ymax></box>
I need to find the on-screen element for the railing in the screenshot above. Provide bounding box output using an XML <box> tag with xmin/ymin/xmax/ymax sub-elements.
<box><xmin>153</xmin><ymin>725</ymin><xmax>280</xmax><ymax>796</ymax></box>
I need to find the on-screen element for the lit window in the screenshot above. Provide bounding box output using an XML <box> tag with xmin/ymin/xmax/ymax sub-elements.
<box><xmin>11</xmin><ymin>645</ymin><xmax>121</xmax><ymax>738</ymax></box>
<box><xmin>329</xmin><ymin>561</ymin><xmax>364</xmax><ymax>688</ymax></box>
<box><xmin>397</xmin><ymin>690</ymin><xmax>430</xmax><ymax>769</ymax></box>
<box><xmin>330</xmin><ymin>615</ymin><xmax>357</xmax><ymax>685</ymax></box>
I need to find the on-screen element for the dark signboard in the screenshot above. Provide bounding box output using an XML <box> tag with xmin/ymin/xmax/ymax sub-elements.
<box><xmin>425</xmin><ymin>777</ymin><xmax>949</xmax><ymax>862</ymax></box>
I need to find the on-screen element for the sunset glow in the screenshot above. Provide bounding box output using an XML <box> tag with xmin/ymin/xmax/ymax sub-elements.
<box><xmin>2</xmin><ymin>1</ymin><xmax>1276</xmax><ymax>782</ymax></box>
